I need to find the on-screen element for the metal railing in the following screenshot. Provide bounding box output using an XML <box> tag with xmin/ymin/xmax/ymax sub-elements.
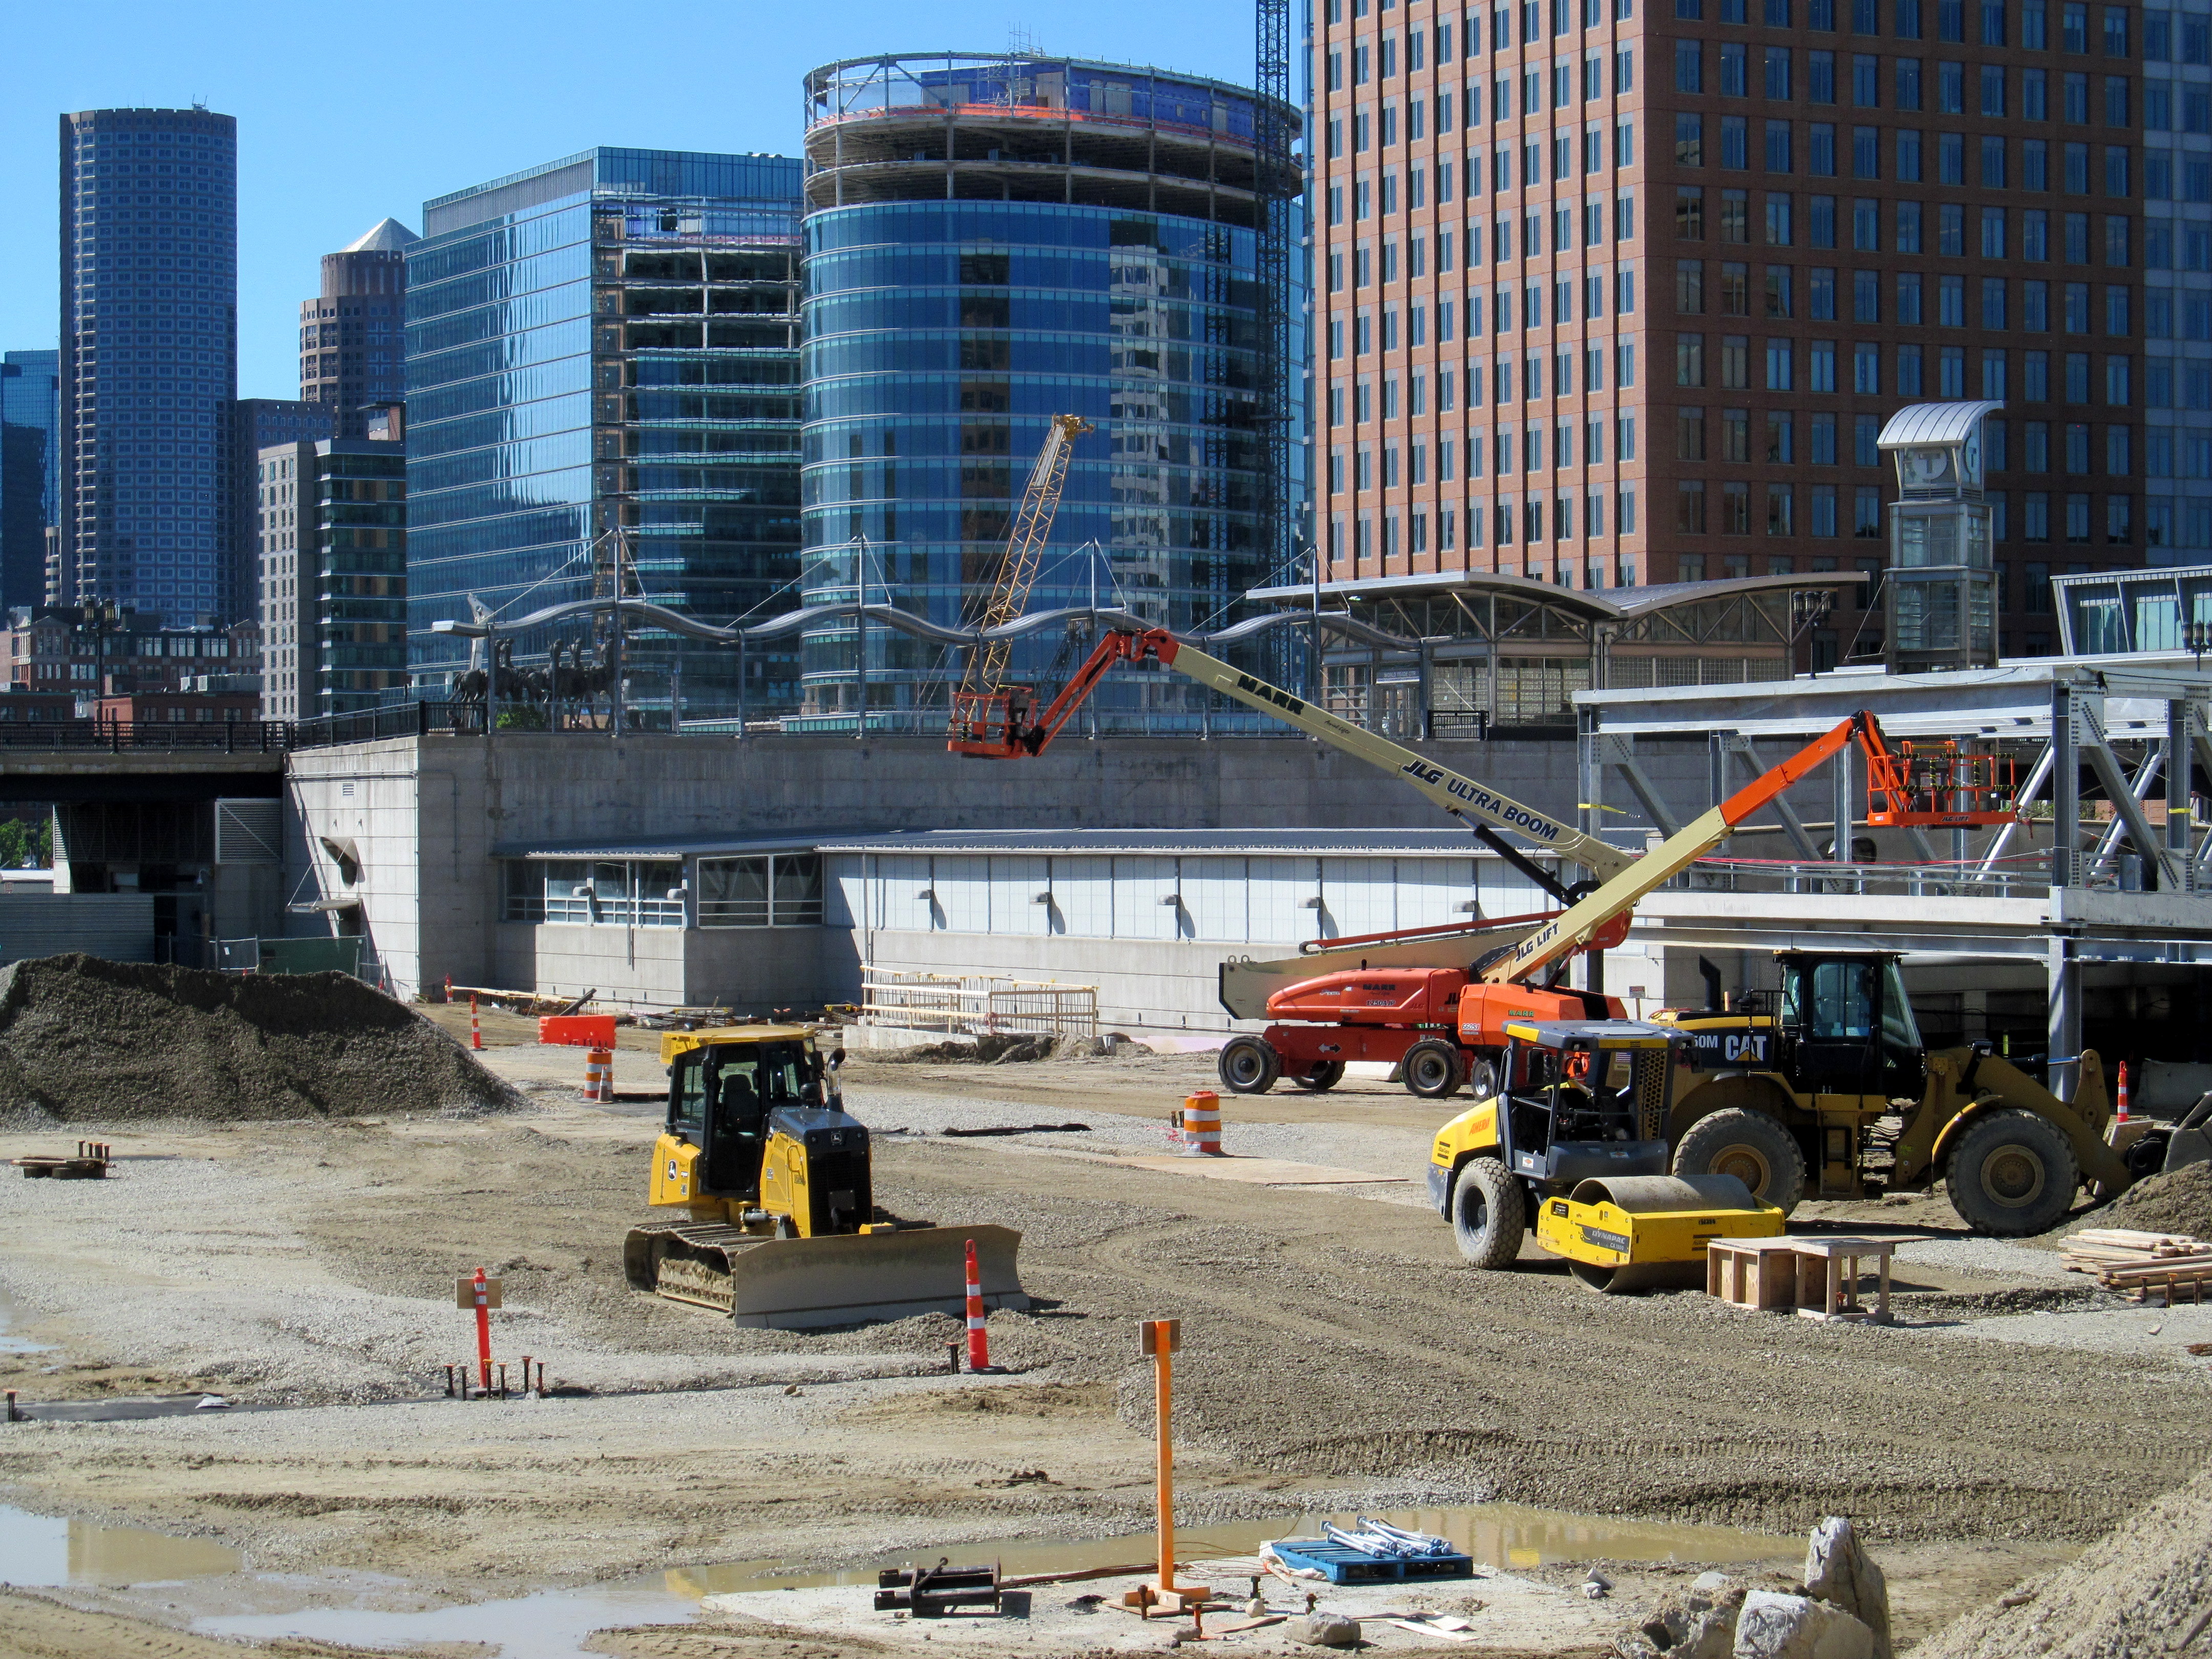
<box><xmin>1681</xmin><ymin>856</ymin><xmax>2055</xmax><ymax>900</ymax></box>
<box><xmin>859</xmin><ymin>969</ymin><xmax>1098</xmax><ymax>1039</ymax></box>
<box><xmin>0</xmin><ymin>719</ymin><xmax>290</xmax><ymax>753</ymax></box>
<box><xmin>290</xmin><ymin>702</ymin><xmax>484</xmax><ymax>749</ymax></box>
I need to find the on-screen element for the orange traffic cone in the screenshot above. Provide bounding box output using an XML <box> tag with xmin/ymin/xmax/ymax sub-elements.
<box><xmin>2116</xmin><ymin>1060</ymin><xmax>2131</xmax><ymax>1122</ymax></box>
<box><xmin>470</xmin><ymin>993</ymin><xmax>483</xmax><ymax>1052</ymax></box>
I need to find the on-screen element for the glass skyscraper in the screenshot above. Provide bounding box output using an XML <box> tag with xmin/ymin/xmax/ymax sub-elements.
<box><xmin>2143</xmin><ymin>5</ymin><xmax>2212</xmax><ymax>565</ymax></box>
<box><xmin>1</xmin><ymin>350</ymin><xmax>60</xmax><ymax>610</ymax></box>
<box><xmin>58</xmin><ymin>108</ymin><xmax>239</xmax><ymax>621</ymax></box>
<box><xmin>797</xmin><ymin>53</ymin><xmax>1305</xmax><ymax>729</ymax></box>
<box><xmin>405</xmin><ymin>148</ymin><xmax>805</xmax><ymax>718</ymax></box>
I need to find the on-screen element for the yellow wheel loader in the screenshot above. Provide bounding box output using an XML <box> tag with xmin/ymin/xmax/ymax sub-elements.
<box><xmin>1427</xmin><ymin>1020</ymin><xmax>1786</xmax><ymax>1291</ymax></box>
<box><xmin>1654</xmin><ymin>951</ymin><xmax>2132</xmax><ymax>1236</ymax></box>
<box><xmin>623</xmin><ymin>1027</ymin><xmax>1026</xmax><ymax>1329</ymax></box>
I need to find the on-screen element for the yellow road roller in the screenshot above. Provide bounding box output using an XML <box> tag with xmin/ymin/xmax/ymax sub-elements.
<box><xmin>623</xmin><ymin>1026</ymin><xmax>1026</xmax><ymax>1329</ymax></box>
<box><xmin>1427</xmin><ymin>1019</ymin><xmax>1784</xmax><ymax>1290</ymax></box>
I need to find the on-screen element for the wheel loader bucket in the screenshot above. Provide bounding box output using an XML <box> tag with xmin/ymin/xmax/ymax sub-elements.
<box><xmin>2165</xmin><ymin>1127</ymin><xmax>2212</xmax><ymax>1177</ymax></box>
<box><xmin>724</xmin><ymin>1224</ymin><xmax>1027</xmax><ymax>1331</ymax></box>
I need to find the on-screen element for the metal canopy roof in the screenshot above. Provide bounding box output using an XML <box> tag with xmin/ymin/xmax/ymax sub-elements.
<box><xmin>1245</xmin><ymin>568</ymin><xmax>1841</xmax><ymax>625</ymax></box>
<box><xmin>491</xmin><ymin>831</ymin><xmax>852</xmax><ymax>861</ymax></box>
<box><xmin>816</xmin><ymin>827</ymin><xmax>1639</xmax><ymax>857</ymax></box>
<box><xmin>1877</xmin><ymin>400</ymin><xmax>2004</xmax><ymax>449</ymax></box>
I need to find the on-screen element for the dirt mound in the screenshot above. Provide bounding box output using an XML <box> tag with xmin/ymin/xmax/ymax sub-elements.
<box><xmin>0</xmin><ymin>954</ymin><xmax>523</xmax><ymax>1121</ymax></box>
<box><xmin>2079</xmin><ymin>1160</ymin><xmax>2212</xmax><ymax>1239</ymax></box>
<box><xmin>1917</xmin><ymin>1461</ymin><xmax>2212</xmax><ymax>1658</ymax></box>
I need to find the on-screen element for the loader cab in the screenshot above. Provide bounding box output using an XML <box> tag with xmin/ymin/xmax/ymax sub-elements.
<box><xmin>1774</xmin><ymin>952</ymin><xmax>1927</xmax><ymax>1102</ymax></box>
<box><xmin>665</xmin><ymin>1028</ymin><xmax>836</xmax><ymax>1203</ymax></box>
<box><xmin>1495</xmin><ymin>1020</ymin><xmax>1679</xmax><ymax>1190</ymax></box>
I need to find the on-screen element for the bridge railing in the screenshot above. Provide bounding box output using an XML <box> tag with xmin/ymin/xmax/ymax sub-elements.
<box><xmin>0</xmin><ymin>720</ymin><xmax>293</xmax><ymax>753</ymax></box>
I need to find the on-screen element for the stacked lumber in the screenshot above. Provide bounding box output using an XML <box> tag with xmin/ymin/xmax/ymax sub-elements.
<box><xmin>2061</xmin><ymin>1228</ymin><xmax>2212</xmax><ymax>1301</ymax></box>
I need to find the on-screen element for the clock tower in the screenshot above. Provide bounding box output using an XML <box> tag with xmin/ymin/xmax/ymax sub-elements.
<box><xmin>1874</xmin><ymin>402</ymin><xmax>2004</xmax><ymax>675</ymax></box>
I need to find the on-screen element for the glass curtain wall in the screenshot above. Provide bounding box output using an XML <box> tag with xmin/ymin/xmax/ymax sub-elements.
<box><xmin>406</xmin><ymin>150</ymin><xmax>805</xmax><ymax>720</ymax></box>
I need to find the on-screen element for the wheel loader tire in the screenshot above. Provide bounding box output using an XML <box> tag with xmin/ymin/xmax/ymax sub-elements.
<box><xmin>1947</xmin><ymin>1108</ymin><xmax>2080</xmax><ymax>1237</ymax></box>
<box><xmin>1403</xmin><ymin>1039</ymin><xmax>1467</xmax><ymax>1100</ymax></box>
<box><xmin>1451</xmin><ymin>1157</ymin><xmax>1526</xmax><ymax>1269</ymax></box>
<box><xmin>1218</xmin><ymin>1035</ymin><xmax>1281</xmax><ymax>1095</ymax></box>
<box><xmin>1673</xmin><ymin>1108</ymin><xmax>1808</xmax><ymax>1215</ymax></box>
<box><xmin>1287</xmin><ymin>1060</ymin><xmax>1346</xmax><ymax>1092</ymax></box>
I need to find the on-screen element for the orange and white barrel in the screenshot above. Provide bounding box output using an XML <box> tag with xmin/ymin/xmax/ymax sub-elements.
<box><xmin>1180</xmin><ymin>1091</ymin><xmax>1222</xmax><ymax>1156</ymax></box>
<box><xmin>585</xmin><ymin>1047</ymin><xmax>614</xmax><ymax>1102</ymax></box>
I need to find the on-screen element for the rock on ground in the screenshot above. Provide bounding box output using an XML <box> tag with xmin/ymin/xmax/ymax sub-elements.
<box><xmin>1804</xmin><ymin>1516</ymin><xmax>1892</xmax><ymax>1659</ymax></box>
<box><xmin>1618</xmin><ymin>1571</ymin><xmax>1748</xmax><ymax>1658</ymax></box>
<box><xmin>1286</xmin><ymin>1610</ymin><xmax>1361</xmax><ymax>1647</ymax></box>
<box><xmin>1733</xmin><ymin>1590</ymin><xmax>1876</xmax><ymax>1659</ymax></box>
<box><xmin>0</xmin><ymin>953</ymin><xmax>522</xmax><ymax>1120</ymax></box>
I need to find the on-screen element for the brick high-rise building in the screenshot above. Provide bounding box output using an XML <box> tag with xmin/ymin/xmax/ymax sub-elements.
<box><xmin>300</xmin><ymin>218</ymin><xmax>414</xmax><ymax>439</ymax></box>
<box><xmin>1311</xmin><ymin>0</ymin><xmax>2188</xmax><ymax>659</ymax></box>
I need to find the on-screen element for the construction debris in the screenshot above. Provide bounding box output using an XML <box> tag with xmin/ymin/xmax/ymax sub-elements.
<box><xmin>2058</xmin><ymin>1227</ymin><xmax>2212</xmax><ymax>1300</ymax></box>
<box><xmin>11</xmin><ymin>1140</ymin><xmax>110</xmax><ymax>1178</ymax></box>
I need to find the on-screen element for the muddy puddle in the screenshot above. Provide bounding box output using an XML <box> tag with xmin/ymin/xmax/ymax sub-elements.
<box><xmin>0</xmin><ymin>1284</ymin><xmax>52</xmax><ymax>1354</ymax></box>
<box><xmin>0</xmin><ymin>1503</ymin><xmax>241</xmax><ymax>1584</ymax></box>
<box><xmin>190</xmin><ymin>1503</ymin><xmax>1797</xmax><ymax>1657</ymax></box>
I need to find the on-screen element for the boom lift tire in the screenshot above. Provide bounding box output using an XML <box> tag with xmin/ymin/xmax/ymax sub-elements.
<box><xmin>1451</xmin><ymin>1156</ymin><xmax>1526</xmax><ymax>1268</ymax></box>
<box><xmin>1947</xmin><ymin>1108</ymin><xmax>2079</xmax><ymax>1237</ymax></box>
<box><xmin>1403</xmin><ymin>1039</ymin><xmax>1467</xmax><ymax>1100</ymax></box>
<box><xmin>1218</xmin><ymin>1035</ymin><xmax>1281</xmax><ymax>1095</ymax></box>
<box><xmin>1673</xmin><ymin>1107</ymin><xmax>1809</xmax><ymax>1215</ymax></box>
<box><xmin>1466</xmin><ymin>1053</ymin><xmax>1500</xmax><ymax>1100</ymax></box>
<box><xmin>1287</xmin><ymin>1060</ymin><xmax>1346</xmax><ymax>1092</ymax></box>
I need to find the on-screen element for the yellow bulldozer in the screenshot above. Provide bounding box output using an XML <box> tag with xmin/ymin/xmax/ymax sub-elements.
<box><xmin>623</xmin><ymin>1026</ymin><xmax>1026</xmax><ymax>1329</ymax></box>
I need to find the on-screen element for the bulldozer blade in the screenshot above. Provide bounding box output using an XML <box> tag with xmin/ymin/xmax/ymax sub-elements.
<box><xmin>725</xmin><ymin>1224</ymin><xmax>1027</xmax><ymax>1331</ymax></box>
<box><xmin>2165</xmin><ymin>1127</ymin><xmax>2212</xmax><ymax>1176</ymax></box>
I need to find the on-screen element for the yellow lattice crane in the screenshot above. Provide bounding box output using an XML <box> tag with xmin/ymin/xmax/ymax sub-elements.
<box><xmin>961</xmin><ymin>413</ymin><xmax>1093</xmax><ymax>700</ymax></box>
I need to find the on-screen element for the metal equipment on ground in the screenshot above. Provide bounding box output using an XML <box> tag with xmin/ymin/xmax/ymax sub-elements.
<box><xmin>1427</xmin><ymin>1019</ymin><xmax>1785</xmax><ymax>1291</ymax></box>
<box><xmin>622</xmin><ymin>1026</ymin><xmax>1027</xmax><ymax>1329</ymax></box>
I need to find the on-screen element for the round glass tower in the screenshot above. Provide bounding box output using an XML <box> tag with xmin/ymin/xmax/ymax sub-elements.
<box><xmin>797</xmin><ymin>52</ymin><xmax>1303</xmax><ymax>731</ymax></box>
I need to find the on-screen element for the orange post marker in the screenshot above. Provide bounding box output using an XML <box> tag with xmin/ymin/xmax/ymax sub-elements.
<box><xmin>472</xmin><ymin>1266</ymin><xmax>493</xmax><ymax>1392</ymax></box>
<box><xmin>964</xmin><ymin>1238</ymin><xmax>996</xmax><ymax>1372</ymax></box>
<box><xmin>2117</xmin><ymin>1061</ymin><xmax>2132</xmax><ymax>1122</ymax></box>
<box><xmin>1125</xmin><ymin>1318</ymin><xmax>1208</xmax><ymax>1612</ymax></box>
<box><xmin>470</xmin><ymin>993</ymin><xmax>483</xmax><ymax>1052</ymax></box>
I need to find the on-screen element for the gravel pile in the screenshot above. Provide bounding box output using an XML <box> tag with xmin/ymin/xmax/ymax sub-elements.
<box><xmin>2087</xmin><ymin>1160</ymin><xmax>2212</xmax><ymax>1239</ymax></box>
<box><xmin>1918</xmin><ymin>1461</ymin><xmax>2212</xmax><ymax>1658</ymax></box>
<box><xmin>0</xmin><ymin>953</ymin><xmax>522</xmax><ymax>1121</ymax></box>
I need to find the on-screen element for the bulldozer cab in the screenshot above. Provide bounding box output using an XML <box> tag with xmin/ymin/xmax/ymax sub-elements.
<box><xmin>1774</xmin><ymin>952</ymin><xmax>1926</xmax><ymax>1102</ymax></box>
<box><xmin>1496</xmin><ymin>1020</ymin><xmax>1678</xmax><ymax>1189</ymax></box>
<box><xmin>665</xmin><ymin>1028</ymin><xmax>834</xmax><ymax>1203</ymax></box>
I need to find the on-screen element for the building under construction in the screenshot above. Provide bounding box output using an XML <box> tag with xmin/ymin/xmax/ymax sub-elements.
<box><xmin>794</xmin><ymin>52</ymin><xmax>1307</xmax><ymax>731</ymax></box>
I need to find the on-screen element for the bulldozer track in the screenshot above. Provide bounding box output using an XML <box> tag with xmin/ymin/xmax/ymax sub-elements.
<box><xmin>624</xmin><ymin>1221</ymin><xmax>767</xmax><ymax>1312</ymax></box>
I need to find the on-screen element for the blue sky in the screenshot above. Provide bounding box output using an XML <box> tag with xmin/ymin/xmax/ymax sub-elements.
<box><xmin>0</xmin><ymin>0</ymin><xmax>1268</xmax><ymax>395</ymax></box>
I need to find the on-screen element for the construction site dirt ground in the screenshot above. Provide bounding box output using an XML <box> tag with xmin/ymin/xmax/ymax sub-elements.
<box><xmin>1</xmin><ymin>1015</ymin><xmax>2207</xmax><ymax>1658</ymax></box>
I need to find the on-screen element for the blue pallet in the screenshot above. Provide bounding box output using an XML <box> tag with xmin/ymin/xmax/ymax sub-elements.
<box><xmin>1268</xmin><ymin>1537</ymin><xmax>1475</xmax><ymax>1584</ymax></box>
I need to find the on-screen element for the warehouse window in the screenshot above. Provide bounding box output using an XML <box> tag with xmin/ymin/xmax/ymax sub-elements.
<box><xmin>511</xmin><ymin>860</ymin><xmax>688</xmax><ymax>928</ymax></box>
<box><xmin>697</xmin><ymin>854</ymin><xmax>825</xmax><ymax>929</ymax></box>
